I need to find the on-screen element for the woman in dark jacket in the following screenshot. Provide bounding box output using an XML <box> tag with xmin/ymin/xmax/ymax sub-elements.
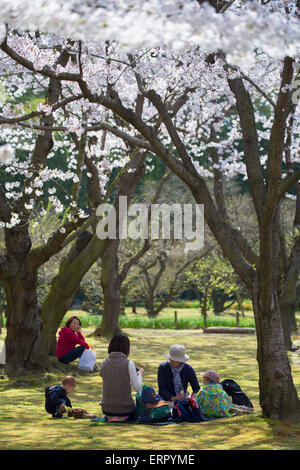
<box><xmin>157</xmin><ymin>344</ymin><xmax>200</xmax><ymax>403</ymax></box>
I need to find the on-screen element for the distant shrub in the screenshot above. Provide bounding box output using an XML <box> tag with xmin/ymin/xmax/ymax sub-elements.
<box><xmin>63</xmin><ymin>314</ymin><xmax>255</xmax><ymax>330</ymax></box>
<box><xmin>167</xmin><ymin>299</ymin><xmax>200</xmax><ymax>308</ymax></box>
<box><xmin>120</xmin><ymin>315</ymin><xmax>255</xmax><ymax>329</ymax></box>
<box><xmin>60</xmin><ymin>310</ymin><xmax>256</xmax><ymax>330</ymax></box>
<box><xmin>231</xmin><ymin>300</ymin><xmax>252</xmax><ymax>311</ymax></box>
<box><xmin>60</xmin><ymin>313</ymin><xmax>101</xmax><ymax>328</ymax></box>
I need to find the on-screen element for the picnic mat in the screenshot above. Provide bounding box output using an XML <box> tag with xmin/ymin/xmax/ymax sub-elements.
<box><xmin>90</xmin><ymin>417</ymin><xmax>177</xmax><ymax>426</ymax></box>
<box><xmin>89</xmin><ymin>412</ymin><xmax>252</xmax><ymax>425</ymax></box>
<box><xmin>89</xmin><ymin>417</ymin><xmax>223</xmax><ymax>425</ymax></box>
<box><xmin>89</xmin><ymin>405</ymin><xmax>255</xmax><ymax>426</ymax></box>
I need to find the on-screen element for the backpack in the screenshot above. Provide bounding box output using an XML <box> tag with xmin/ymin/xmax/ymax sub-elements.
<box><xmin>136</xmin><ymin>385</ymin><xmax>172</xmax><ymax>423</ymax></box>
<box><xmin>144</xmin><ymin>404</ymin><xmax>172</xmax><ymax>423</ymax></box>
<box><xmin>172</xmin><ymin>397</ymin><xmax>208</xmax><ymax>423</ymax></box>
<box><xmin>221</xmin><ymin>379</ymin><xmax>253</xmax><ymax>409</ymax></box>
<box><xmin>45</xmin><ymin>386</ymin><xmax>61</xmax><ymax>415</ymax></box>
<box><xmin>45</xmin><ymin>386</ymin><xmax>53</xmax><ymax>414</ymax></box>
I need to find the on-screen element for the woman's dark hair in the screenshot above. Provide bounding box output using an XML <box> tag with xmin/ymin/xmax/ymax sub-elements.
<box><xmin>65</xmin><ymin>316</ymin><xmax>81</xmax><ymax>328</ymax></box>
<box><xmin>108</xmin><ymin>334</ymin><xmax>130</xmax><ymax>356</ymax></box>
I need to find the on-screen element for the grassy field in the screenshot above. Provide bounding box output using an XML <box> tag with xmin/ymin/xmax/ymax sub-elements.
<box><xmin>1</xmin><ymin>319</ymin><xmax>300</xmax><ymax>450</ymax></box>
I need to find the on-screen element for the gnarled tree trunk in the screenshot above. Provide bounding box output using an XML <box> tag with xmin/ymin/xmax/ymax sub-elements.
<box><xmin>279</xmin><ymin>186</ymin><xmax>300</xmax><ymax>350</ymax></box>
<box><xmin>252</xmin><ymin>276</ymin><xmax>300</xmax><ymax>422</ymax></box>
<box><xmin>3</xmin><ymin>227</ymin><xmax>47</xmax><ymax>376</ymax></box>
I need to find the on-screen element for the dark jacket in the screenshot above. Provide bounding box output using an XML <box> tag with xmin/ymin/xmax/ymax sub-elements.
<box><xmin>157</xmin><ymin>361</ymin><xmax>200</xmax><ymax>401</ymax></box>
<box><xmin>45</xmin><ymin>385</ymin><xmax>72</xmax><ymax>416</ymax></box>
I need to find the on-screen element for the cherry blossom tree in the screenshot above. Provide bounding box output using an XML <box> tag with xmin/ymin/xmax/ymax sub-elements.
<box><xmin>0</xmin><ymin>40</ymin><xmax>149</xmax><ymax>372</ymax></box>
<box><xmin>0</xmin><ymin>49</ymin><xmax>90</xmax><ymax>375</ymax></box>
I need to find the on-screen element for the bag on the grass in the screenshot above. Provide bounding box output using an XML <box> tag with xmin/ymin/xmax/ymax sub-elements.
<box><xmin>136</xmin><ymin>385</ymin><xmax>172</xmax><ymax>423</ymax></box>
<box><xmin>145</xmin><ymin>403</ymin><xmax>172</xmax><ymax>422</ymax></box>
<box><xmin>172</xmin><ymin>397</ymin><xmax>208</xmax><ymax>423</ymax></box>
<box><xmin>221</xmin><ymin>379</ymin><xmax>253</xmax><ymax>409</ymax></box>
<box><xmin>78</xmin><ymin>345</ymin><xmax>97</xmax><ymax>371</ymax></box>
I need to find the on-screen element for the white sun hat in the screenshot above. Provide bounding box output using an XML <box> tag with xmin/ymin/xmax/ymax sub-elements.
<box><xmin>166</xmin><ymin>344</ymin><xmax>189</xmax><ymax>363</ymax></box>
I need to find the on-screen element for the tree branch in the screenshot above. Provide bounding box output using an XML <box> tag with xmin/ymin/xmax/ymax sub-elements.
<box><xmin>227</xmin><ymin>77</ymin><xmax>266</xmax><ymax>221</ymax></box>
<box><xmin>278</xmin><ymin>169</ymin><xmax>300</xmax><ymax>200</ymax></box>
<box><xmin>1</xmin><ymin>41</ymin><xmax>255</xmax><ymax>289</ymax></box>
<box><xmin>119</xmin><ymin>170</ymin><xmax>172</xmax><ymax>283</ymax></box>
<box><xmin>264</xmin><ymin>57</ymin><xmax>294</xmax><ymax>217</ymax></box>
<box><xmin>0</xmin><ymin>185</ymin><xmax>12</xmax><ymax>223</ymax></box>
<box><xmin>224</xmin><ymin>62</ymin><xmax>275</xmax><ymax>108</ymax></box>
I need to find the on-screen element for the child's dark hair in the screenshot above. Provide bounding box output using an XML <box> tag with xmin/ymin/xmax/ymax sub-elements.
<box><xmin>108</xmin><ymin>334</ymin><xmax>130</xmax><ymax>356</ymax></box>
<box><xmin>65</xmin><ymin>315</ymin><xmax>81</xmax><ymax>328</ymax></box>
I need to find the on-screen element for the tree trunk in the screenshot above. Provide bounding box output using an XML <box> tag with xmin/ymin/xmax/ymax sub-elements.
<box><xmin>1</xmin><ymin>56</ymin><xmax>70</xmax><ymax>375</ymax></box>
<box><xmin>41</xmin><ymin>275</ymin><xmax>80</xmax><ymax>357</ymax></box>
<box><xmin>252</xmin><ymin>276</ymin><xmax>300</xmax><ymax>422</ymax></box>
<box><xmin>120</xmin><ymin>285</ymin><xmax>128</xmax><ymax>316</ymax></box>
<box><xmin>0</xmin><ymin>285</ymin><xmax>5</xmax><ymax>334</ymax></box>
<box><xmin>94</xmin><ymin>240</ymin><xmax>122</xmax><ymax>338</ymax></box>
<box><xmin>280</xmin><ymin>236</ymin><xmax>300</xmax><ymax>351</ymax></box>
<box><xmin>201</xmin><ymin>284</ymin><xmax>208</xmax><ymax>329</ymax></box>
<box><xmin>132</xmin><ymin>301</ymin><xmax>137</xmax><ymax>314</ymax></box>
<box><xmin>41</xmin><ymin>231</ymin><xmax>94</xmax><ymax>355</ymax></box>
<box><xmin>280</xmin><ymin>286</ymin><xmax>297</xmax><ymax>352</ymax></box>
<box><xmin>211</xmin><ymin>288</ymin><xmax>232</xmax><ymax>315</ymax></box>
<box><xmin>236</xmin><ymin>291</ymin><xmax>245</xmax><ymax>318</ymax></box>
<box><xmin>252</xmin><ymin>198</ymin><xmax>300</xmax><ymax>422</ymax></box>
<box><xmin>145</xmin><ymin>291</ymin><xmax>156</xmax><ymax>318</ymax></box>
<box><xmin>1</xmin><ymin>224</ymin><xmax>50</xmax><ymax>376</ymax></box>
<box><xmin>3</xmin><ymin>263</ymin><xmax>47</xmax><ymax>376</ymax></box>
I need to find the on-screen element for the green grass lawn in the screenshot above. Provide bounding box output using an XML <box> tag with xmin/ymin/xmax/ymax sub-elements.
<box><xmin>1</xmin><ymin>323</ymin><xmax>300</xmax><ymax>450</ymax></box>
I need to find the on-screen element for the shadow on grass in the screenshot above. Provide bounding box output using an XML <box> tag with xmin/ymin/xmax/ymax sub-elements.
<box><xmin>0</xmin><ymin>327</ymin><xmax>300</xmax><ymax>450</ymax></box>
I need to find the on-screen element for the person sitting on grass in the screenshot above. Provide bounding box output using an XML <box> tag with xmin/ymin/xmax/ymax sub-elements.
<box><xmin>99</xmin><ymin>334</ymin><xmax>144</xmax><ymax>422</ymax></box>
<box><xmin>194</xmin><ymin>370</ymin><xmax>233</xmax><ymax>419</ymax></box>
<box><xmin>45</xmin><ymin>375</ymin><xmax>76</xmax><ymax>419</ymax></box>
<box><xmin>56</xmin><ymin>315</ymin><xmax>93</xmax><ymax>366</ymax></box>
<box><xmin>157</xmin><ymin>344</ymin><xmax>200</xmax><ymax>407</ymax></box>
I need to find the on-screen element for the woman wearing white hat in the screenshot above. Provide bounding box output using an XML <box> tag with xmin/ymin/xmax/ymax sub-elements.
<box><xmin>157</xmin><ymin>344</ymin><xmax>200</xmax><ymax>406</ymax></box>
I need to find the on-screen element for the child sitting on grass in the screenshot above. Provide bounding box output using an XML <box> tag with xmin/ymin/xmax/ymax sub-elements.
<box><xmin>194</xmin><ymin>370</ymin><xmax>233</xmax><ymax>419</ymax></box>
<box><xmin>45</xmin><ymin>375</ymin><xmax>76</xmax><ymax>418</ymax></box>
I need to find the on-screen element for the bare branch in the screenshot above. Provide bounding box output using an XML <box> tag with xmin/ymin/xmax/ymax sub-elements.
<box><xmin>119</xmin><ymin>170</ymin><xmax>172</xmax><ymax>282</ymax></box>
<box><xmin>227</xmin><ymin>76</ymin><xmax>266</xmax><ymax>221</ymax></box>
<box><xmin>0</xmin><ymin>93</ymin><xmax>84</xmax><ymax>126</ymax></box>
<box><xmin>279</xmin><ymin>170</ymin><xmax>300</xmax><ymax>201</ymax></box>
<box><xmin>224</xmin><ymin>61</ymin><xmax>276</xmax><ymax>108</ymax></box>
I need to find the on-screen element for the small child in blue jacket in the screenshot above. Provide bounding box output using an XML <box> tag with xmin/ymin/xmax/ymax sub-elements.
<box><xmin>45</xmin><ymin>375</ymin><xmax>76</xmax><ymax>418</ymax></box>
